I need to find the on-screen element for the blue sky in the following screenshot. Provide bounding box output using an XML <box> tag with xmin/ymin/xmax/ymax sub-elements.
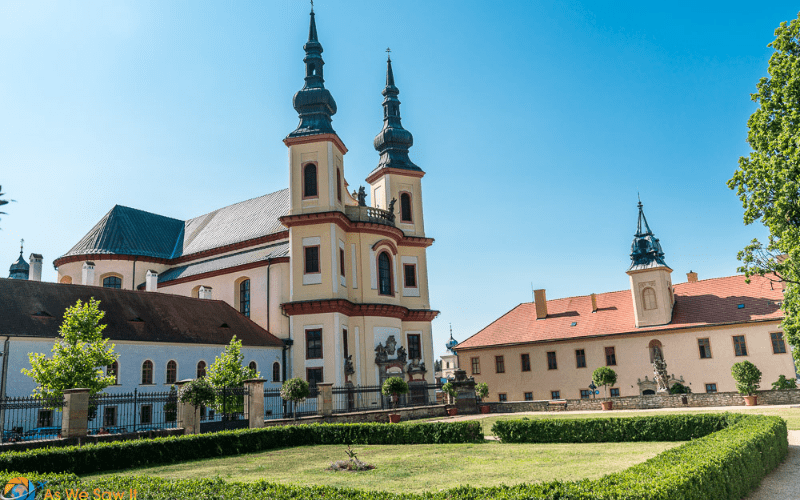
<box><xmin>1</xmin><ymin>1</ymin><xmax>796</xmax><ymax>359</ymax></box>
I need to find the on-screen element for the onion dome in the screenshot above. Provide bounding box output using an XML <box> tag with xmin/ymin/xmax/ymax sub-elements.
<box><xmin>287</xmin><ymin>7</ymin><xmax>338</xmax><ymax>138</ymax></box>
<box><xmin>371</xmin><ymin>55</ymin><xmax>421</xmax><ymax>174</ymax></box>
<box><xmin>8</xmin><ymin>241</ymin><xmax>29</xmax><ymax>280</ymax></box>
<box><xmin>629</xmin><ymin>201</ymin><xmax>669</xmax><ymax>271</ymax></box>
<box><xmin>445</xmin><ymin>326</ymin><xmax>458</xmax><ymax>353</ymax></box>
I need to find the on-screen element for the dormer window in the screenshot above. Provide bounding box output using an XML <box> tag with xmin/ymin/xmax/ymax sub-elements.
<box><xmin>642</xmin><ymin>287</ymin><xmax>657</xmax><ymax>310</ymax></box>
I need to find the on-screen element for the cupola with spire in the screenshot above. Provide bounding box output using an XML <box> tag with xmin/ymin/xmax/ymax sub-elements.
<box><xmin>287</xmin><ymin>5</ymin><xmax>338</xmax><ymax>138</ymax></box>
<box><xmin>371</xmin><ymin>53</ymin><xmax>421</xmax><ymax>175</ymax></box>
<box><xmin>446</xmin><ymin>325</ymin><xmax>459</xmax><ymax>353</ymax></box>
<box><xmin>626</xmin><ymin>200</ymin><xmax>674</xmax><ymax>328</ymax></box>
<box><xmin>8</xmin><ymin>239</ymin><xmax>29</xmax><ymax>280</ymax></box>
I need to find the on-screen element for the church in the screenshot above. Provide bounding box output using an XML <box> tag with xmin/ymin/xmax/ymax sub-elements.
<box><xmin>45</xmin><ymin>8</ymin><xmax>438</xmax><ymax>391</ymax></box>
<box><xmin>455</xmin><ymin>202</ymin><xmax>794</xmax><ymax>402</ymax></box>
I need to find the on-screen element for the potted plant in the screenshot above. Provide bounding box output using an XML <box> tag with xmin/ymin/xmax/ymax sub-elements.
<box><xmin>280</xmin><ymin>377</ymin><xmax>311</xmax><ymax>420</ymax></box>
<box><xmin>731</xmin><ymin>360</ymin><xmax>762</xmax><ymax>406</ymax></box>
<box><xmin>442</xmin><ymin>382</ymin><xmax>458</xmax><ymax>416</ymax></box>
<box><xmin>381</xmin><ymin>376</ymin><xmax>409</xmax><ymax>423</ymax></box>
<box><xmin>592</xmin><ymin>366</ymin><xmax>617</xmax><ymax>410</ymax></box>
<box><xmin>475</xmin><ymin>382</ymin><xmax>490</xmax><ymax>414</ymax></box>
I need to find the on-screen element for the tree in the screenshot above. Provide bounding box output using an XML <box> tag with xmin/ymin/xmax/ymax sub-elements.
<box><xmin>728</xmin><ymin>14</ymin><xmax>800</xmax><ymax>369</ymax></box>
<box><xmin>22</xmin><ymin>298</ymin><xmax>118</xmax><ymax>400</ymax></box>
<box><xmin>280</xmin><ymin>377</ymin><xmax>310</xmax><ymax>420</ymax></box>
<box><xmin>731</xmin><ymin>360</ymin><xmax>762</xmax><ymax>396</ymax></box>
<box><xmin>206</xmin><ymin>335</ymin><xmax>259</xmax><ymax>416</ymax></box>
<box><xmin>381</xmin><ymin>376</ymin><xmax>409</xmax><ymax>411</ymax></box>
<box><xmin>592</xmin><ymin>366</ymin><xmax>617</xmax><ymax>397</ymax></box>
<box><xmin>669</xmin><ymin>382</ymin><xmax>692</xmax><ymax>395</ymax></box>
<box><xmin>771</xmin><ymin>374</ymin><xmax>797</xmax><ymax>390</ymax></box>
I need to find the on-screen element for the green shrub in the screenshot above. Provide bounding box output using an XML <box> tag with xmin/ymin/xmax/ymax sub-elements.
<box><xmin>0</xmin><ymin>421</ymin><xmax>483</xmax><ymax>475</ymax></box>
<box><xmin>441</xmin><ymin>382</ymin><xmax>457</xmax><ymax>399</ymax></box>
<box><xmin>178</xmin><ymin>378</ymin><xmax>215</xmax><ymax>407</ymax></box>
<box><xmin>1</xmin><ymin>414</ymin><xmax>786</xmax><ymax>499</ymax></box>
<box><xmin>592</xmin><ymin>366</ymin><xmax>617</xmax><ymax>396</ymax></box>
<box><xmin>731</xmin><ymin>360</ymin><xmax>762</xmax><ymax>395</ymax></box>
<box><xmin>475</xmin><ymin>382</ymin><xmax>489</xmax><ymax>400</ymax></box>
<box><xmin>669</xmin><ymin>382</ymin><xmax>691</xmax><ymax>394</ymax></box>
<box><xmin>772</xmin><ymin>374</ymin><xmax>797</xmax><ymax>390</ymax></box>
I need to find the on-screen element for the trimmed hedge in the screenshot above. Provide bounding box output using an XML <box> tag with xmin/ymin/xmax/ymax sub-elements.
<box><xmin>1</xmin><ymin>414</ymin><xmax>788</xmax><ymax>499</ymax></box>
<box><xmin>492</xmin><ymin>413</ymin><xmax>742</xmax><ymax>443</ymax></box>
<box><xmin>0</xmin><ymin>421</ymin><xmax>483</xmax><ymax>475</ymax></box>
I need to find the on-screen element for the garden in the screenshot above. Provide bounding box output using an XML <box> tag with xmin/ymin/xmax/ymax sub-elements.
<box><xmin>0</xmin><ymin>411</ymin><xmax>787</xmax><ymax>499</ymax></box>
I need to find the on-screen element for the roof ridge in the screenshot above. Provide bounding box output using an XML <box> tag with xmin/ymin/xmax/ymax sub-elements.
<box><xmin>110</xmin><ymin>204</ymin><xmax>183</xmax><ymax>223</ymax></box>
<box><xmin>185</xmin><ymin>187</ymin><xmax>290</xmax><ymax>225</ymax></box>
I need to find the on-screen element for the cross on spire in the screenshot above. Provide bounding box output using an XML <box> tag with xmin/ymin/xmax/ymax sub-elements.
<box><xmin>19</xmin><ymin>238</ymin><xmax>23</xmax><ymax>255</ymax></box>
<box><xmin>310</xmin><ymin>0</ymin><xmax>314</xmax><ymax>13</ymax></box>
<box><xmin>386</xmin><ymin>47</ymin><xmax>391</xmax><ymax>61</ymax></box>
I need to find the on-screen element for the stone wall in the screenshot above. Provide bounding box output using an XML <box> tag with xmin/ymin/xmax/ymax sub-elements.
<box><xmin>264</xmin><ymin>404</ymin><xmax>448</xmax><ymax>426</ymax></box>
<box><xmin>485</xmin><ymin>389</ymin><xmax>800</xmax><ymax>413</ymax></box>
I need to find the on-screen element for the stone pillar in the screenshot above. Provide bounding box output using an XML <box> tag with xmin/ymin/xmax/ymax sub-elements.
<box><xmin>175</xmin><ymin>380</ymin><xmax>201</xmax><ymax>435</ymax></box>
<box><xmin>244</xmin><ymin>378</ymin><xmax>265</xmax><ymax>429</ymax></box>
<box><xmin>61</xmin><ymin>388</ymin><xmax>90</xmax><ymax>438</ymax></box>
<box><xmin>318</xmin><ymin>383</ymin><xmax>333</xmax><ymax>416</ymax></box>
<box><xmin>451</xmin><ymin>369</ymin><xmax>478</xmax><ymax>414</ymax></box>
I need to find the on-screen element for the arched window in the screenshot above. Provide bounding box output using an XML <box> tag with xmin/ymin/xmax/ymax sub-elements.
<box><xmin>400</xmin><ymin>192</ymin><xmax>412</xmax><ymax>222</ymax></box>
<box><xmin>197</xmin><ymin>360</ymin><xmax>206</xmax><ymax>379</ymax></box>
<box><xmin>107</xmin><ymin>361</ymin><xmax>119</xmax><ymax>385</ymax></box>
<box><xmin>103</xmin><ymin>276</ymin><xmax>122</xmax><ymax>289</ymax></box>
<box><xmin>378</xmin><ymin>252</ymin><xmax>393</xmax><ymax>296</ymax></box>
<box><xmin>642</xmin><ymin>288</ymin><xmax>657</xmax><ymax>310</ymax></box>
<box><xmin>303</xmin><ymin>163</ymin><xmax>318</xmax><ymax>198</ymax></box>
<box><xmin>337</xmin><ymin>169</ymin><xmax>342</xmax><ymax>202</ymax></box>
<box><xmin>166</xmin><ymin>360</ymin><xmax>177</xmax><ymax>384</ymax></box>
<box><xmin>239</xmin><ymin>279</ymin><xmax>250</xmax><ymax>317</ymax></box>
<box><xmin>141</xmin><ymin>360</ymin><xmax>153</xmax><ymax>385</ymax></box>
<box><xmin>248</xmin><ymin>361</ymin><xmax>258</xmax><ymax>373</ymax></box>
<box><xmin>272</xmin><ymin>362</ymin><xmax>281</xmax><ymax>382</ymax></box>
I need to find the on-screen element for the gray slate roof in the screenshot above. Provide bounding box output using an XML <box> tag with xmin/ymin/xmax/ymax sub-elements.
<box><xmin>58</xmin><ymin>188</ymin><xmax>289</xmax><ymax>262</ymax></box>
<box><xmin>158</xmin><ymin>241</ymin><xmax>289</xmax><ymax>283</ymax></box>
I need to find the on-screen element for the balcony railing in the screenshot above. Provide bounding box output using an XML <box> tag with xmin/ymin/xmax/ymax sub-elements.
<box><xmin>345</xmin><ymin>205</ymin><xmax>395</xmax><ymax>227</ymax></box>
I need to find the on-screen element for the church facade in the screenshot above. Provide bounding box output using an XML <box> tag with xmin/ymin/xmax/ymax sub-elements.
<box><xmin>456</xmin><ymin>203</ymin><xmax>795</xmax><ymax>402</ymax></box>
<box><xmin>51</xmin><ymin>10</ymin><xmax>438</xmax><ymax>390</ymax></box>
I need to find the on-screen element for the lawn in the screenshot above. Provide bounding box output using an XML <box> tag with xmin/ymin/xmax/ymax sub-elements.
<box><xmin>87</xmin><ymin>441</ymin><xmax>680</xmax><ymax>492</ymax></box>
<box><xmin>412</xmin><ymin>406</ymin><xmax>800</xmax><ymax>435</ymax></box>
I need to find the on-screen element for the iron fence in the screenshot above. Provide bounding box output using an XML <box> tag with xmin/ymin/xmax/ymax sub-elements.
<box><xmin>332</xmin><ymin>382</ymin><xmax>443</xmax><ymax>414</ymax></box>
<box><xmin>264</xmin><ymin>387</ymin><xmax>318</xmax><ymax>420</ymax></box>
<box><xmin>88</xmin><ymin>389</ymin><xmax>179</xmax><ymax>435</ymax></box>
<box><xmin>199</xmin><ymin>386</ymin><xmax>249</xmax><ymax>433</ymax></box>
<box><xmin>0</xmin><ymin>395</ymin><xmax>65</xmax><ymax>443</ymax></box>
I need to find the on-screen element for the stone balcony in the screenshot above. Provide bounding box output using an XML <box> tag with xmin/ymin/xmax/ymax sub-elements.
<box><xmin>345</xmin><ymin>205</ymin><xmax>395</xmax><ymax>227</ymax></box>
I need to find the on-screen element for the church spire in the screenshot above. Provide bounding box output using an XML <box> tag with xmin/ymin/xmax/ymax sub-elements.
<box><xmin>287</xmin><ymin>6</ymin><xmax>338</xmax><ymax>138</ymax></box>
<box><xmin>372</xmin><ymin>53</ymin><xmax>421</xmax><ymax>173</ymax></box>
<box><xmin>629</xmin><ymin>200</ymin><xmax>668</xmax><ymax>271</ymax></box>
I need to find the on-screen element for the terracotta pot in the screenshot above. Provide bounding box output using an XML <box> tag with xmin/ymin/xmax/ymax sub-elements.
<box><xmin>479</xmin><ymin>405</ymin><xmax>491</xmax><ymax>414</ymax></box>
<box><xmin>601</xmin><ymin>401</ymin><xmax>613</xmax><ymax>411</ymax></box>
<box><xmin>743</xmin><ymin>395</ymin><xmax>758</xmax><ymax>406</ymax></box>
<box><xmin>447</xmin><ymin>407</ymin><xmax>458</xmax><ymax>416</ymax></box>
<box><xmin>389</xmin><ymin>413</ymin><xmax>402</xmax><ymax>423</ymax></box>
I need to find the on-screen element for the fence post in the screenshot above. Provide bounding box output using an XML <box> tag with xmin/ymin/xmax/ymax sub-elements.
<box><xmin>244</xmin><ymin>379</ymin><xmax>265</xmax><ymax>428</ymax></box>
<box><xmin>175</xmin><ymin>380</ymin><xmax>201</xmax><ymax>435</ymax></box>
<box><xmin>62</xmin><ymin>388</ymin><xmax>90</xmax><ymax>438</ymax></box>
<box><xmin>318</xmin><ymin>383</ymin><xmax>333</xmax><ymax>416</ymax></box>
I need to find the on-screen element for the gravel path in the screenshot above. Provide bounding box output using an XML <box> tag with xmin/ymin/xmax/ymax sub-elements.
<box><xmin>746</xmin><ymin>430</ymin><xmax>800</xmax><ymax>500</ymax></box>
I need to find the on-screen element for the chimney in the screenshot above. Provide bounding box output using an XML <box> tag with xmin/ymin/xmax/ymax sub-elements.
<box><xmin>145</xmin><ymin>270</ymin><xmax>158</xmax><ymax>292</ymax></box>
<box><xmin>82</xmin><ymin>262</ymin><xmax>95</xmax><ymax>285</ymax></box>
<box><xmin>198</xmin><ymin>285</ymin><xmax>213</xmax><ymax>300</ymax></box>
<box><xmin>687</xmin><ymin>271</ymin><xmax>698</xmax><ymax>283</ymax></box>
<box><xmin>534</xmin><ymin>289</ymin><xmax>548</xmax><ymax>319</ymax></box>
<box><xmin>28</xmin><ymin>253</ymin><xmax>43</xmax><ymax>282</ymax></box>
<box><xmin>591</xmin><ymin>293</ymin><xmax>598</xmax><ymax>313</ymax></box>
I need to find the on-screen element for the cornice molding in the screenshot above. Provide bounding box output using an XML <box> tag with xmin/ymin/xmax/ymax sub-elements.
<box><xmin>283</xmin><ymin>133</ymin><xmax>348</xmax><ymax>155</ymax></box>
<box><xmin>281</xmin><ymin>298</ymin><xmax>439</xmax><ymax>322</ymax></box>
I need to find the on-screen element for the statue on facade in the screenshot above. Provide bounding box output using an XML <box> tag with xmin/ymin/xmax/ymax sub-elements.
<box><xmin>344</xmin><ymin>355</ymin><xmax>355</xmax><ymax>376</ymax></box>
<box><xmin>357</xmin><ymin>186</ymin><xmax>367</xmax><ymax>206</ymax></box>
<box><xmin>374</xmin><ymin>343</ymin><xmax>388</xmax><ymax>363</ymax></box>
<box><xmin>387</xmin><ymin>197</ymin><xmax>397</xmax><ymax>221</ymax></box>
<box><xmin>396</xmin><ymin>346</ymin><xmax>407</xmax><ymax>364</ymax></box>
<box><xmin>652</xmin><ymin>346</ymin><xmax>670</xmax><ymax>392</ymax></box>
<box><xmin>385</xmin><ymin>335</ymin><xmax>397</xmax><ymax>355</ymax></box>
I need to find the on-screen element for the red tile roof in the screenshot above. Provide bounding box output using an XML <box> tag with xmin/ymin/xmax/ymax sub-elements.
<box><xmin>457</xmin><ymin>275</ymin><xmax>784</xmax><ymax>350</ymax></box>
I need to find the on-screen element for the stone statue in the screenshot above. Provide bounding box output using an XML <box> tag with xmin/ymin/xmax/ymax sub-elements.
<box><xmin>652</xmin><ymin>347</ymin><xmax>669</xmax><ymax>393</ymax></box>
<box><xmin>387</xmin><ymin>197</ymin><xmax>397</xmax><ymax>221</ymax></box>
<box><xmin>344</xmin><ymin>355</ymin><xmax>355</xmax><ymax>376</ymax></box>
<box><xmin>374</xmin><ymin>343</ymin><xmax>388</xmax><ymax>363</ymax></box>
<box><xmin>396</xmin><ymin>346</ymin><xmax>407</xmax><ymax>364</ymax></box>
<box><xmin>385</xmin><ymin>335</ymin><xmax>397</xmax><ymax>355</ymax></box>
<box><xmin>357</xmin><ymin>186</ymin><xmax>367</xmax><ymax>206</ymax></box>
